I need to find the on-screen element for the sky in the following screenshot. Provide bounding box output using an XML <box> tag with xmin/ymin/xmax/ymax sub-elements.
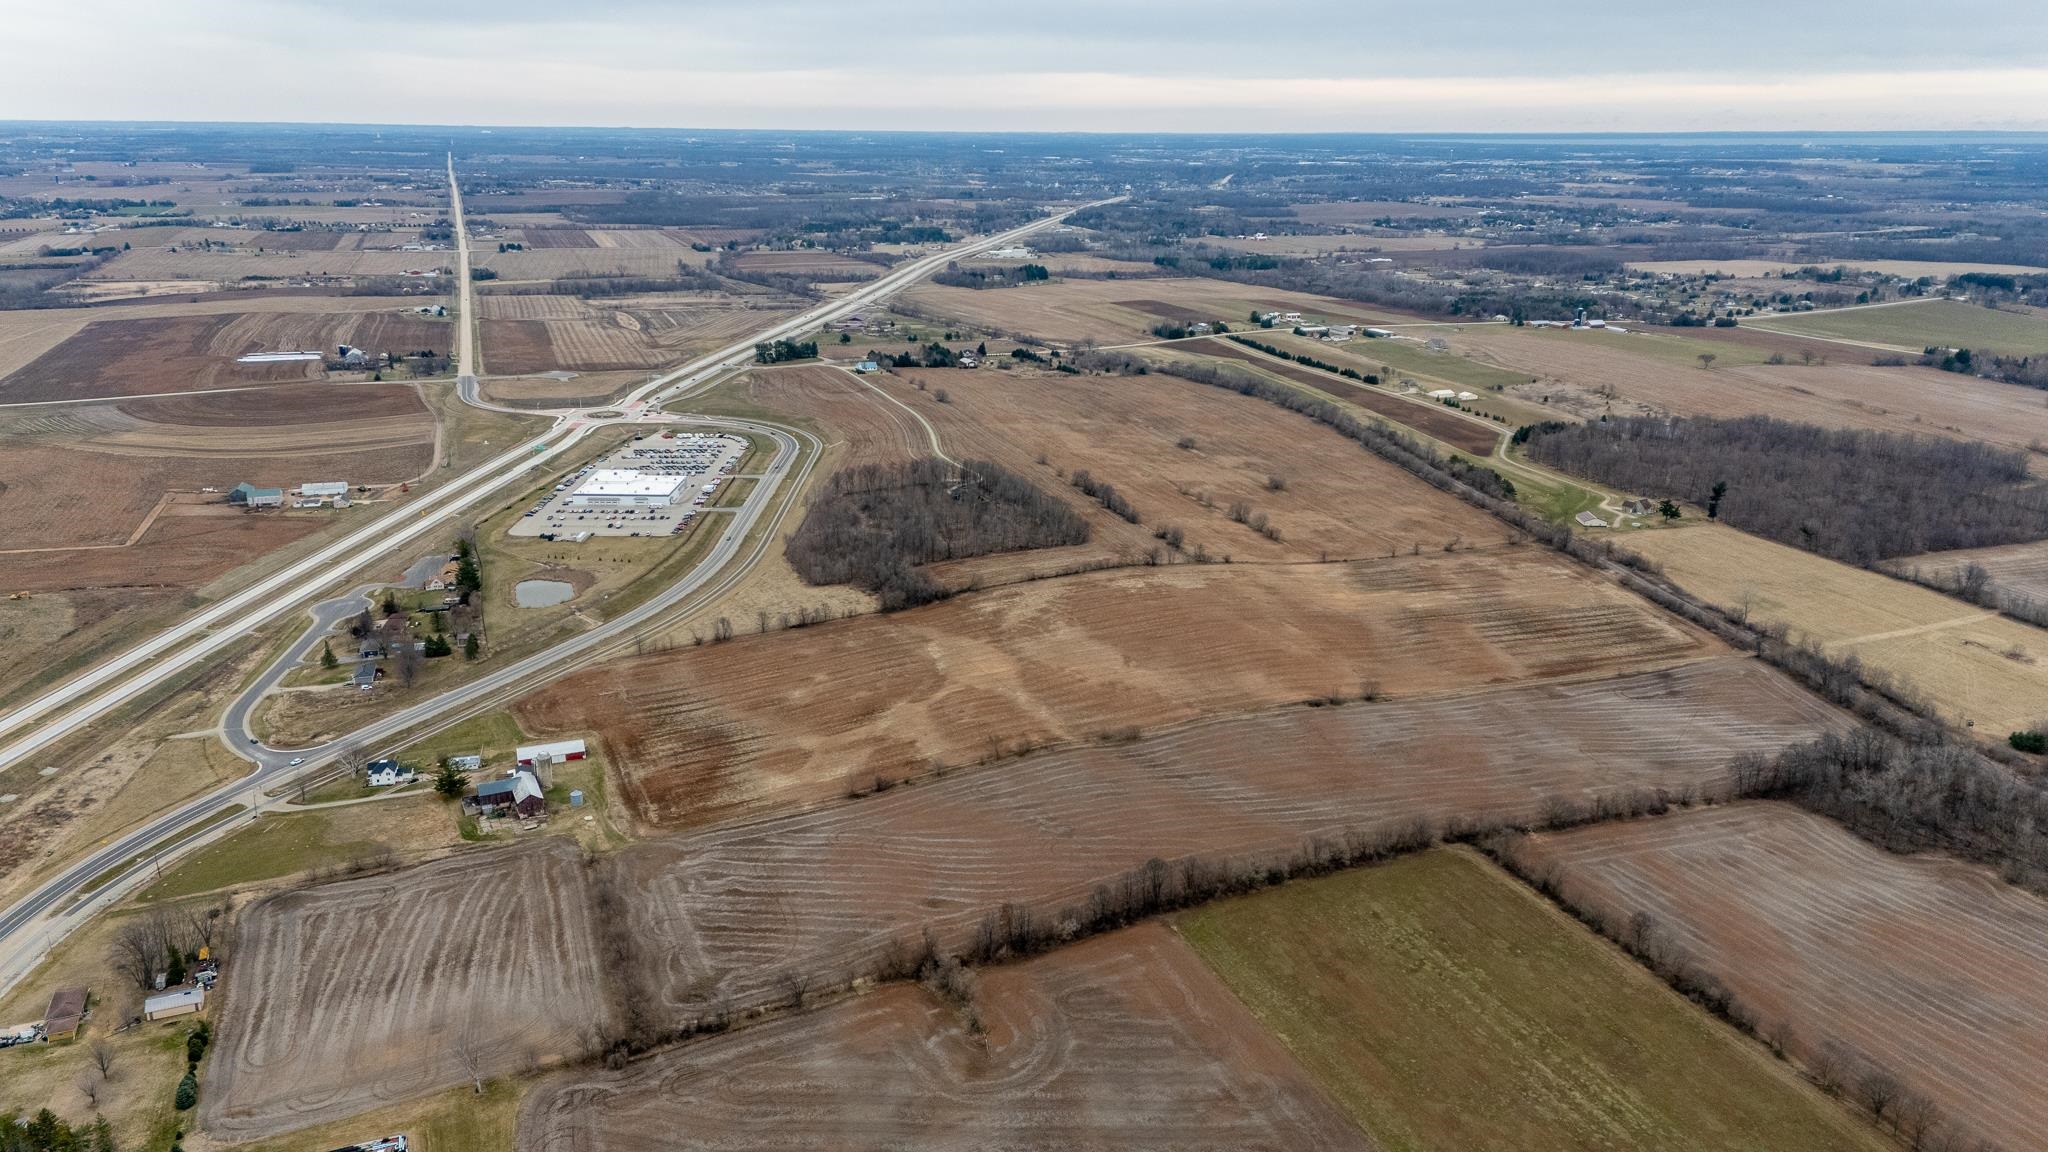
<box><xmin>7</xmin><ymin>0</ymin><xmax>2047</xmax><ymax>132</ymax></box>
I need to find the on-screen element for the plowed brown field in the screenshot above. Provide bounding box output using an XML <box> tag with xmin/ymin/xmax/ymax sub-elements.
<box><xmin>1439</xmin><ymin>323</ymin><xmax>2048</xmax><ymax>457</ymax></box>
<box><xmin>217</xmin><ymin>659</ymin><xmax>1840</xmax><ymax>1133</ymax></box>
<box><xmin>1894</xmin><ymin>537</ymin><xmax>2048</xmax><ymax>603</ymax></box>
<box><xmin>1194</xmin><ymin>339</ymin><xmax>1504</xmax><ymax>455</ymax></box>
<box><xmin>600</xmin><ymin>657</ymin><xmax>1838</xmax><ymax>1022</ymax></box>
<box><xmin>517</xmin><ymin>552</ymin><xmax>1721</xmax><ymax>829</ymax></box>
<box><xmin>875</xmin><ymin>364</ymin><xmax>1510</xmax><ymax>564</ymax></box>
<box><xmin>202</xmin><ymin>840</ymin><xmax>609</xmax><ymax>1140</ymax></box>
<box><xmin>0</xmin><ymin>382</ymin><xmax>431</xmax><ymax>556</ymax></box>
<box><xmin>518</xmin><ymin>923</ymin><xmax>1371</xmax><ymax>1152</ymax></box>
<box><xmin>745</xmin><ymin>364</ymin><xmax>925</xmax><ymax>466</ymax></box>
<box><xmin>1521</xmin><ymin>803</ymin><xmax>2048</xmax><ymax>1152</ymax></box>
<box><xmin>0</xmin><ymin>310</ymin><xmax>447</xmax><ymax>402</ymax></box>
<box><xmin>901</xmin><ymin>276</ymin><xmax>1400</xmax><ymax>344</ymax></box>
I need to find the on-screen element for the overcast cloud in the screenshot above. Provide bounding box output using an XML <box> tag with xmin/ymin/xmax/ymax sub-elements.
<box><xmin>5</xmin><ymin>0</ymin><xmax>2046</xmax><ymax>131</ymax></box>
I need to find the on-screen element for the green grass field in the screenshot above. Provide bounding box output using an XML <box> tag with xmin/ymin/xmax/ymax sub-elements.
<box><xmin>1748</xmin><ymin>298</ymin><xmax>2048</xmax><ymax>356</ymax></box>
<box><xmin>1177</xmin><ymin>849</ymin><xmax>1888</xmax><ymax>1152</ymax></box>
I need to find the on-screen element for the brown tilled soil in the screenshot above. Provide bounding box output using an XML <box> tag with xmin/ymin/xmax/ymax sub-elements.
<box><xmin>1196</xmin><ymin>338</ymin><xmax>1504</xmax><ymax>455</ymax></box>
<box><xmin>516</xmin><ymin>551</ymin><xmax>1722</xmax><ymax>830</ymax></box>
<box><xmin>201</xmin><ymin>839</ymin><xmax>609</xmax><ymax>1141</ymax></box>
<box><xmin>1520</xmin><ymin>802</ymin><xmax>2048</xmax><ymax>1152</ymax></box>
<box><xmin>744</xmin><ymin>364</ymin><xmax>926</xmax><ymax>468</ymax></box>
<box><xmin>1894</xmin><ymin>537</ymin><xmax>2048</xmax><ymax>603</ymax></box>
<box><xmin>220</xmin><ymin>659</ymin><xmax>1837</xmax><ymax>1136</ymax></box>
<box><xmin>518</xmin><ymin>922</ymin><xmax>1372</xmax><ymax>1152</ymax></box>
<box><xmin>596</xmin><ymin>658</ymin><xmax>1841</xmax><ymax>1024</ymax></box>
<box><xmin>0</xmin><ymin>311</ymin><xmax>447</xmax><ymax>402</ymax></box>
<box><xmin>0</xmin><ymin>384</ymin><xmax>432</xmax><ymax>559</ymax></box>
<box><xmin>877</xmin><ymin>364</ymin><xmax>1510</xmax><ymax>565</ymax></box>
<box><xmin>113</xmin><ymin>379</ymin><xmax>428</xmax><ymax>425</ymax></box>
<box><xmin>519</xmin><ymin>227</ymin><xmax>600</xmax><ymax>248</ymax></box>
<box><xmin>1445</xmin><ymin>324</ymin><xmax>2048</xmax><ymax>458</ymax></box>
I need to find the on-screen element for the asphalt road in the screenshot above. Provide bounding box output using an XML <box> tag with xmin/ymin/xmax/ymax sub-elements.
<box><xmin>0</xmin><ymin>168</ymin><xmax>1115</xmax><ymax>994</ymax></box>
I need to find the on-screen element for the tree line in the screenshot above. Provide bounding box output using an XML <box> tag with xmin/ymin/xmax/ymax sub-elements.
<box><xmin>1521</xmin><ymin>415</ymin><xmax>2048</xmax><ymax>564</ymax></box>
<box><xmin>786</xmin><ymin>458</ymin><xmax>1090</xmax><ymax>610</ymax></box>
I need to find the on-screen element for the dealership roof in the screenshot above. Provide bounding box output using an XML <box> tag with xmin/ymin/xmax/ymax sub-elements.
<box><xmin>574</xmin><ymin>469</ymin><xmax>689</xmax><ymax>498</ymax></box>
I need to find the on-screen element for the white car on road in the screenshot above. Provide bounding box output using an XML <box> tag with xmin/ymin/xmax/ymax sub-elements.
<box><xmin>288</xmin><ymin>757</ymin><xmax>305</xmax><ymax>766</ymax></box>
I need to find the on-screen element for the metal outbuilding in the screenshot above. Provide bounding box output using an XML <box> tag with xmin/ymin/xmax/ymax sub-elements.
<box><xmin>143</xmin><ymin>987</ymin><xmax>205</xmax><ymax>1022</ymax></box>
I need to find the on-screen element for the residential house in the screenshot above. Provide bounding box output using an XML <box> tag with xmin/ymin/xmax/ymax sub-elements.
<box><xmin>365</xmin><ymin>759</ymin><xmax>415</xmax><ymax>787</ymax></box>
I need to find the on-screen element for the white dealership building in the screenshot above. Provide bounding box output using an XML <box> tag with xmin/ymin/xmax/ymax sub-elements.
<box><xmin>563</xmin><ymin>469</ymin><xmax>690</xmax><ymax>508</ymax></box>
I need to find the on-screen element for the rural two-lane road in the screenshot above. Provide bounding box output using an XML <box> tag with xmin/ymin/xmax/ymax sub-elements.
<box><xmin>0</xmin><ymin>169</ymin><xmax>1115</xmax><ymax>995</ymax></box>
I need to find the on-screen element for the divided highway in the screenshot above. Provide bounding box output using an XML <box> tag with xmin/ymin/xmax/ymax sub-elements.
<box><xmin>0</xmin><ymin>162</ymin><xmax>1113</xmax><ymax>995</ymax></box>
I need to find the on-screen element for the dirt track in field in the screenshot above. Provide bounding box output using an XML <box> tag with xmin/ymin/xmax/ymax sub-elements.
<box><xmin>516</xmin><ymin>551</ymin><xmax>1723</xmax><ymax>831</ymax></box>
<box><xmin>518</xmin><ymin>922</ymin><xmax>1372</xmax><ymax>1152</ymax></box>
<box><xmin>202</xmin><ymin>840</ymin><xmax>609</xmax><ymax>1140</ymax></box>
<box><xmin>1522</xmin><ymin>802</ymin><xmax>2048</xmax><ymax>1152</ymax></box>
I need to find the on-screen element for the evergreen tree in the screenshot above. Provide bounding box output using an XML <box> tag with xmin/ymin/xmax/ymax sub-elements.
<box><xmin>320</xmin><ymin>640</ymin><xmax>337</xmax><ymax>669</ymax></box>
<box><xmin>434</xmin><ymin>758</ymin><xmax>467</xmax><ymax>800</ymax></box>
<box><xmin>463</xmin><ymin>633</ymin><xmax>480</xmax><ymax>660</ymax></box>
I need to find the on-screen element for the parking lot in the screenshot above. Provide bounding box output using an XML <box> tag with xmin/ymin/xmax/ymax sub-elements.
<box><xmin>508</xmin><ymin>432</ymin><xmax>750</xmax><ymax>540</ymax></box>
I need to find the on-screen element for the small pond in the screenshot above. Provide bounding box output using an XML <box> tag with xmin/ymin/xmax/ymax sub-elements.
<box><xmin>513</xmin><ymin>579</ymin><xmax>576</xmax><ymax>608</ymax></box>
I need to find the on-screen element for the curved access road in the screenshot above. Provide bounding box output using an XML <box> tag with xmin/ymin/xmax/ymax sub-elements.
<box><xmin>0</xmin><ymin>412</ymin><xmax>816</xmax><ymax>995</ymax></box>
<box><xmin>0</xmin><ymin>169</ymin><xmax>1112</xmax><ymax>774</ymax></box>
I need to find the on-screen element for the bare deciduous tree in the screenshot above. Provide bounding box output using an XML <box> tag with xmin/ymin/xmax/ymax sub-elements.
<box><xmin>90</xmin><ymin>1039</ymin><xmax>116</xmax><ymax>1079</ymax></box>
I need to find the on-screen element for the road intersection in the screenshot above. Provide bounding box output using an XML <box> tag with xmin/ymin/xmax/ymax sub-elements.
<box><xmin>0</xmin><ymin>162</ymin><xmax>1108</xmax><ymax>996</ymax></box>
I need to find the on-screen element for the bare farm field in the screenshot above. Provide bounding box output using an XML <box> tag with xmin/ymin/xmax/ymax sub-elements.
<box><xmin>1742</xmin><ymin>298</ymin><xmax>2048</xmax><ymax>358</ymax></box>
<box><xmin>0</xmin><ymin>294</ymin><xmax>436</xmax><ymax>375</ymax></box>
<box><xmin>728</xmin><ymin>249</ymin><xmax>881</xmax><ymax>278</ymax></box>
<box><xmin>1191</xmin><ymin>338</ymin><xmax>1504</xmax><ymax>455</ymax></box>
<box><xmin>875</xmin><ymin>363</ymin><xmax>1510</xmax><ymax>564</ymax></box>
<box><xmin>1623</xmin><ymin>523</ymin><xmax>2048</xmax><ymax>734</ymax></box>
<box><xmin>517</xmin><ymin>551</ymin><xmax>1722</xmax><ymax>829</ymax></box>
<box><xmin>217</xmin><ymin>659</ymin><xmax>1837</xmax><ymax>1130</ymax></box>
<box><xmin>1439</xmin><ymin>322</ymin><xmax>2048</xmax><ymax>456</ymax></box>
<box><xmin>741</xmin><ymin>364</ymin><xmax>926</xmax><ymax>467</ymax></box>
<box><xmin>1520</xmin><ymin>802</ymin><xmax>2048</xmax><ymax>1152</ymax></box>
<box><xmin>470</xmin><ymin>247</ymin><xmax>703</xmax><ymax>281</ymax></box>
<box><xmin>1895</xmin><ymin>537</ymin><xmax>2048</xmax><ymax>603</ymax></box>
<box><xmin>202</xmin><ymin>840</ymin><xmax>608</xmax><ymax>1140</ymax></box>
<box><xmin>0</xmin><ymin>381</ymin><xmax>432</xmax><ymax>555</ymax></box>
<box><xmin>901</xmin><ymin>276</ymin><xmax>1402</xmax><ymax>345</ymax></box>
<box><xmin>1627</xmin><ymin>257</ymin><xmax>2048</xmax><ymax>279</ymax></box>
<box><xmin>82</xmin><ymin>246</ymin><xmax>442</xmax><ymax>283</ymax></box>
<box><xmin>0</xmin><ymin>308</ymin><xmax>448</xmax><ymax>403</ymax></box>
<box><xmin>1180</xmin><ymin>848</ymin><xmax>1888</xmax><ymax>1152</ymax></box>
<box><xmin>519</xmin><ymin>923</ymin><xmax>1371</xmax><ymax>1152</ymax></box>
<box><xmin>596</xmin><ymin>657</ymin><xmax>1838</xmax><ymax>1023</ymax></box>
<box><xmin>479</xmin><ymin>294</ymin><xmax>798</xmax><ymax>376</ymax></box>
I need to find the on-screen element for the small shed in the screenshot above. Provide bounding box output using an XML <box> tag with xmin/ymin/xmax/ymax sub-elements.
<box><xmin>144</xmin><ymin>988</ymin><xmax>205</xmax><ymax>1022</ymax></box>
<box><xmin>43</xmin><ymin>986</ymin><xmax>87</xmax><ymax>1040</ymax></box>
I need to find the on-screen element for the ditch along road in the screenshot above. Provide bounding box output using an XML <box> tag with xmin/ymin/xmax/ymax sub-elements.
<box><xmin>0</xmin><ymin>169</ymin><xmax>1107</xmax><ymax>768</ymax></box>
<box><xmin>0</xmin><ymin>176</ymin><xmax>1113</xmax><ymax>992</ymax></box>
